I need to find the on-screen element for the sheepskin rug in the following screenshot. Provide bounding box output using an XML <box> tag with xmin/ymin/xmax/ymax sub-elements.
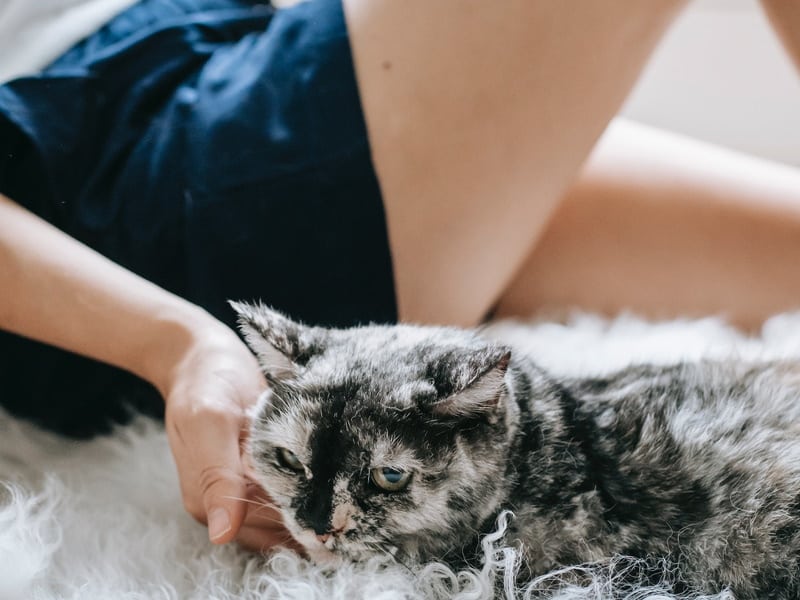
<box><xmin>3</xmin><ymin>313</ymin><xmax>800</xmax><ymax>600</ymax></box>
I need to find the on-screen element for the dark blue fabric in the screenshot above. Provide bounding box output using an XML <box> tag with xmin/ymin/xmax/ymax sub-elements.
<box><xmin>0</xmin><ymin>0</ymin><xmax>396</xmax><ymax>436</ymax></box>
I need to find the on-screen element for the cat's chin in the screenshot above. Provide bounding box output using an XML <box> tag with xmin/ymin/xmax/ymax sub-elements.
<box><xmin>294</xmin><ymin>531</ymin><xmax>400</xmax><ymax>566</ymax></box>
<box><xmin>292</xmin><ymin>531</ymin><xmax>344</xmax><ymax>566</ymax></box>
<box><xmin>303</xmin><ymin>545</ymin><xmax>343</xmax><ymax>567</ymax></box>
<box><xmin>301</xmin><ymin>544</ymin><xmax>400</xmax><ymax>566</ymax></box>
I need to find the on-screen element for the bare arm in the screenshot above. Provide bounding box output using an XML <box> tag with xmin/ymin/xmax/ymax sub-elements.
<box><xmin>0</xmin><ymin>193</ymin><xmax>206</xmax><ymax>383</ymax></box>
<box><xmin>0</xmin><ymin>193</ymin><xmax>292</xmax><ymax>550</ymax></box>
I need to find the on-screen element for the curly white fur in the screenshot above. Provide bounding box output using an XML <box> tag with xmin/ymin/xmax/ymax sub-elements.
<box><xmin>1</xmin><ymin>313</ymin><xmax>799</xmax><ymax>600</ymax></box>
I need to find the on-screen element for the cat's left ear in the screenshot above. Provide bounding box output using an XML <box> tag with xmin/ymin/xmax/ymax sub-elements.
<box><xmin>429</xmin><ymin>348</ymin><xmax>511</xmax><ymax>421</ymax></box>
<box><xmin>229</xmin><ymin>301</ymin><xmax>327</xmax><ymax>382</ymax></box>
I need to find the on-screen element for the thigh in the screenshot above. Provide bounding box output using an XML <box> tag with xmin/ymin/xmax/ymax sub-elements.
<box><xmin>760</xmin><ymin>0</ymin><xmax>800</xmax><ymax>72</ymax></box>
<box><xmin>344</xmin><ymin>0</ymin><xmax>688</xmax><ymax>326</ymax></box>
<box><xmin>494</xmin><ymin>119</ymin><xmax>800</xmax><ymax>329</ymax></box>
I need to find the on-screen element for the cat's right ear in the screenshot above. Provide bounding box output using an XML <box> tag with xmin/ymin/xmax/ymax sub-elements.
<box><xmin>429</xmin><ymin>348</ymin><xmax>511</xmax><ymax>422</ymax></box>
<box><xmin>228</xmin><ymin>301</ymin><xmax>325</xmax><ymax>383</ymax></box>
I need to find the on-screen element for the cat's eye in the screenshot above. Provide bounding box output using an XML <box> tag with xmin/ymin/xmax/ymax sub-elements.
<box><xmin>276</xmin><ymin>448</ymin><xmax>304</xmax><ymax>472</ymax></box>
<box><xmin>371</xmin><ymin>467</ymin><xmax>411</xmax><ymax>492</ymax></box>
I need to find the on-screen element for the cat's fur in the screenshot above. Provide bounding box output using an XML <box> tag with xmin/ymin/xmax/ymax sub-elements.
<box><xmin>232</xmin><ymin>302</ymin><xmax>800</xmax><ymax>599</ymax></box>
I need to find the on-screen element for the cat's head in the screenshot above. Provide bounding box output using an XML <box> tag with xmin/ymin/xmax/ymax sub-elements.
<box><xmin>231</xmin><ymin>302</ymin><xmax>519</xmax><ymax>565</ymax></box>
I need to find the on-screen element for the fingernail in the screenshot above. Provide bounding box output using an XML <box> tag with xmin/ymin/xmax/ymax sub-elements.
<box><xmin>208</xmin><ymin>507</ymin><xmax>232</xmax><ymax>542</ymax></box>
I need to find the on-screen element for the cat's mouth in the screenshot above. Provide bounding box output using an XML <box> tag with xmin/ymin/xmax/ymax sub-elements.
<box><xmin>290</xmin><ymin>526</ymin><xmax>401</xmax><ymax>565</ymax></box>
<box><xmin>301</xmin><ymin>537</ymin><xmax>342</xmax><ymax>565</ymax></box>
<box><xmin>282</xmin><ymin>519</ymin><xmax>346</xmax><ymax>564</ymax></box>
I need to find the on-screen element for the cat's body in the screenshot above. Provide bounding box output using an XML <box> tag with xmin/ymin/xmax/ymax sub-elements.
<box><xmin>506</xmin><ymin>359</ymin><xmax>800</xmax><ymax>597</ymax></box>
<box><xmin>231</xmin><ymin>302</ymin><xmax>800</xmax><ymax>599</ymax></box>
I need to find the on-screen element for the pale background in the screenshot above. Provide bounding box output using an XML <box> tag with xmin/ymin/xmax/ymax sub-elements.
<box><xmin>624</xmin><ymin>0</ymin><xmax>800</xmax><ymax>167</ymax></box>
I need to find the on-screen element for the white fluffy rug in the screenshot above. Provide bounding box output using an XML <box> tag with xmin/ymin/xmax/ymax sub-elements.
<box><xmin>3</xmin><ymin>313</ymin><xmax>800</xmax><ymax>600</ymax></box>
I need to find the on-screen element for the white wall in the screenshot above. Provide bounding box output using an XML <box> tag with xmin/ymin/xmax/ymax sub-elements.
<box><xmin>622</xmin><ymin>0</ymin><xmax>800</xmax><ymax>167</ymax></box>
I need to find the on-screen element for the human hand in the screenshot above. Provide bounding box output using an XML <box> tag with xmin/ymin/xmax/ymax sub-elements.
<box><xmin>234</xmin><ymin>475</ymin><xmax>304</xmax><ymax>554</ymax></box>
<box><xmin>157</xmin><ymin>319</ymin><xmax>297</xmax><ymax>550</ymax></box>
<box><xmin>0</xmin><ymin>194</ymin><xmax>297</xmax><ymax>549</ymax></box>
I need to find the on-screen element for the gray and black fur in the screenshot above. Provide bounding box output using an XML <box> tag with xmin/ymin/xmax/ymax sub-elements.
<box><xmin>232</xmin><ymin>302</ymin><xmax>800</xmax><ymax>599</ymax></box>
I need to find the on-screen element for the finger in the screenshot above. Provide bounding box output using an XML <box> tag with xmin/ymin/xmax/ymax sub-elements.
<box><xmin>242</xmin><ymin>503</ymin><xmax>286</xmax><ymax>530</ymax></box>
<box><xmin>236</xmin><ymin>525</ymin><xmax>305</xmax><ymax>555</ymax></box>
<box><xmin>193</xmin><ymin>416</ymin><xmax>250</xmax><ymax>544</ymax></box>
<box><xmin>240</xmin><ymin>479</ymin><xmax>285</xmax><ymax>525</ymax></box>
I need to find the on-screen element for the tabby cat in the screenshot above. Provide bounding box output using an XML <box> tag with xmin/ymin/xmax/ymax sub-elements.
<box><xmin>232</xmin><ymin>302</ymin><xmax>800</xmax><ymax>599</ymax></box>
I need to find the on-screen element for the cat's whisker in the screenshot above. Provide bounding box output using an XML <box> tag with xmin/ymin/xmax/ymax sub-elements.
<box><xmin>221</xmin><ymin>494</ymin><xmax>280</xmax><ymax>510</ymax></box>
<box><xmin>363</xmin><ymin>540</ymin><xmax>413</xmax><ymax>574</ymax></box>
<box><xmin>220</xmin><ymin>495</ymin><xmax>289</xmax><ymax>524</ymax></box>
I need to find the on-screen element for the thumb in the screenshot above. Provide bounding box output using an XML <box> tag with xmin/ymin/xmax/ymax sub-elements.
<box><xmin>199</xmin><ymin>437</ymin><xmax>249</xmax><ymax>544</ymax></box>
<box><xmin>204</xmin><ymin>478</ymin><xmax>248</xmax><ymax>544</ymax></box>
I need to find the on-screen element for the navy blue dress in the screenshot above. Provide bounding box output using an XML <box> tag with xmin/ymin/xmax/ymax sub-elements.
<box><xmin>0</xmin><ymin>0</ymin><xmax>396</xmax><ymax>436</ymax></box>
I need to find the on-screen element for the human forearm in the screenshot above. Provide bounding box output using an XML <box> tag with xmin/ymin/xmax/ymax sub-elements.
<box><xmin>0</xmin><ymin>193</ymin><xmax>214</xmax><ymax>395</ymax></box>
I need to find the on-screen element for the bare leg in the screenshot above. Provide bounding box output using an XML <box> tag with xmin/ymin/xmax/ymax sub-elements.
<box><xmin>760</xmin><ymin>0</ymin><xmax>800</xmax><ymax>72</ymax></box>
<box><xmin>495</xmin><ymin>120</ymin><xmax>800</xmax><ymax>331</ymax></box>
<box><xmin>344</xmin><ymin>0</ymin><xmax>688</xmax><ymax>326</ymax></box>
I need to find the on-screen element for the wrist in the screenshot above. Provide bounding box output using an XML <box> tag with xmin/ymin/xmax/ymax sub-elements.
<box><xmin>132</xmin><ymin>301</ymin><xmax>230</xmax><ymax>399</ymax></box>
